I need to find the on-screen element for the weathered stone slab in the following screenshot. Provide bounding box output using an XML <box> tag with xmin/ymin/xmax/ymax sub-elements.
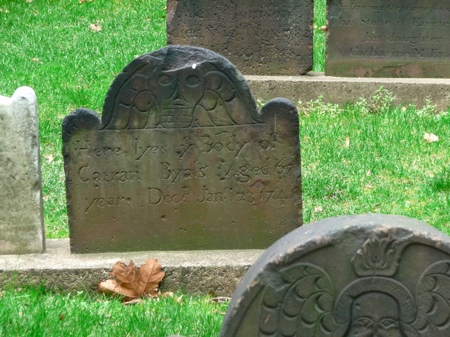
<box><xmin>221</xmin><ymin>214</ymin><xmax>450</xmax><ymax>336</ymax></box>
<box><xmin>326</xmin><ymin>0</ymin><xmax>450</xmax><ymax>77</ymax></box>
<box><xmin>0</xmin><ymin>87</ymin><xmax>45</xmax><ymax>254</ymax></box>
<box><xmin>62</xmin><ymin>46</ymin><xmax>301</xmax><ymax>253</ymax></box>
<box><xmin>167</xmin><ymin>0</ymin><xmax>313</xmax><ymax>75</ymax></box>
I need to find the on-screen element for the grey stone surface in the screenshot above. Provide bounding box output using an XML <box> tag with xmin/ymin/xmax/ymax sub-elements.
<box><xmin>245</xmin><ymin>75</ymin><xmax>450</xmax><ymax>110</ymax></box>
<box><xmin>62</xmin><ymin>46</ymin><xmax>302</xmax><ymax>253</ymax></box>
<box><xmin>0</xmin><ymin>239</ymin><xmax>261</xmax><ymax>296</ymax></box>
<box><xmin>326</xmin><ymin>0</ymin><xmax>450</xmax><ymax>77</ymax></box>
<box><xmin>221</xmin><ymin>214</ymin><xmax>450</xmax><ymax>336</ymax></box>
<box><xmin>0</xmin><ymin>87</ymin><xmax>45</xmax><ymax>254</ymax></box>
<box><xmin>167</xmin><ymin>0</ymin><xmax>313</xmax><ymax>75</ymax></box>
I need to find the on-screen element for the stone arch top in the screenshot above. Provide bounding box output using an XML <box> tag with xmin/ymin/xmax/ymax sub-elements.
<box><xmin>102</xmin><ymin>45</ymin><xmax>262</xmax><ymax>130</ymax></box>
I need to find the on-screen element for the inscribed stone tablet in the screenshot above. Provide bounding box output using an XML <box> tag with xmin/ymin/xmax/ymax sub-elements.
<box><xmin>0</xmin><ymin>87</ymin><xmax>45</xmax><ymax>254</ymax></box>
<box><xmin>62</xmin><ymin>46</ymin><xmax>301</xmax><ymax>253</ymax></box>
<box><xmin>167</xmin><ymin>0</ymin><xmax>313</xmax><ymax>75</ymax></box>
<box><xmin>326</xmin><ymin>0</ymin><xmax>450</xmax><ymax>77</ymax></box>
<box><xmin>221</xmin><ymin>214</ymin><xmax>450</xmax><ymax>337</ymax></box>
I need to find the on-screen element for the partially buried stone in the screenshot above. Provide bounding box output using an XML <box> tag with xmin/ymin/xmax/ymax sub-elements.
<box><xmin>0</xmin><ymin>87</ymin><xmax>45</xmax><ymax>254</ymax></box>
<box><xmin>220</xmin><ymin>214</ymin><xmax>450</xmax><ymax>337</ymax></box>
<box><xmin>62</xmin><ymin>45</ymin><xmax>302</xmax><ymax>253</ymax></box>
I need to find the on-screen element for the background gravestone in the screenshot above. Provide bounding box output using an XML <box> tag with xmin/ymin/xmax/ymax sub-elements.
<box><xmin>166</xmin><ymin>0</ymin><xmax>313</xmax><ymax>75</ymax></box>
<box><xmin>221</xmin><ymin>214</ymin><xmax>450</xmax><ymax>337</ymax></box>
<box><xmin>326</xmin><ymin>0</ymin><xmax>450</xmax><ymax>77</ymax></box>
<box><xmin>0</xmin><ymin>87</ymin><xmax>45</xmax><ymax>254</ymax></box>
<box><xmin>62</xmin><ymin>45</ymin><xmax>302</xmax><ymax>253</ymax></box>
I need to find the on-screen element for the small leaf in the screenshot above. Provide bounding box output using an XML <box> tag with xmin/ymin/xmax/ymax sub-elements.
<box><xmin>45</xmin><ymin>154</ymin><xmax>54</xmax><ymax>163</ymax></box>
<box><xmin>99</xmin><ymin>259</ymin><xmax>165</xmax><ymax>301</ymax></box>
<box><xmin>89</xmin><ymin>23</ymin><xmax>102</xmax><ymax>32</ymax></box>
<box><xmin>424</xmin><ymin>133</ymin><xmax>438</xmax><ymax>143</ymax></box>
<box><xmin>98</xmin><ymin>279</ymin><xmax>139</xmax><ymax>299</ymax></box>
<box><xmin>344</xmin><ymin>137</ymin><xmax>350</xmax><ymax>148</ymax></box>
<box><xmin>314</xmin><ymin>206</ymin><xmax>323</xmax><ymax>213</ymax></box>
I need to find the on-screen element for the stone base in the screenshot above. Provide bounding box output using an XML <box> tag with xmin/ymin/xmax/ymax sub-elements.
<box><xmin>0</xmin><ymin>239</ymin><xmax>262</xmax><ymax>296</ymax></box>
<box><xmin>246</xmin><ymin>74</ymin><xmax>450</xmax><ymax>110</ymax></box>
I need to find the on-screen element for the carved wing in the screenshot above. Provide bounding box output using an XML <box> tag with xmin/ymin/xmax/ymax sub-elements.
<box><xmin>258</xmin><ymin>263</ymin><xmax>336</xmax><ymax>337</ymax></box>
<box><xmin>415</xmin><ymin>260</ymin><xmax>450</xmax><ymax>336</ymax></box>
<box><xmin>194</xmin><ymin>70</ymin><xmax>261</xmax><ymax>127</ymax></box>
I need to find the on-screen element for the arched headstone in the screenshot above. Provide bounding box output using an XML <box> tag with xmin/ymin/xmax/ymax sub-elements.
<box><xmin>221</xmin><ymin>214</ymin><xmax>450</xmax><ymax>337</ymax></box>
<box><xmin>62</xmin><ymin>46</ymin><xmax>301</xmax><ymax>253</ymax></box>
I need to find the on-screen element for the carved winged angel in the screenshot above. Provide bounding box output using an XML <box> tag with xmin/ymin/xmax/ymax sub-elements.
<box><xmin>101</xmin><ymin>45</ymin><xmax>261</xmax><ymax>129</ymax></box>
<box><xmin>257</xmin><ymin>235</ymin><xmax>450</xmax><ymax>337</ymax></box>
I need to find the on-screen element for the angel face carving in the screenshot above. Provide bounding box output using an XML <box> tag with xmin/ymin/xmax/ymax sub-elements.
<box><xmin>156</xmin><ymin>66</ymin><xmax>205</xmax><ymax>128</ymax></box>
<box><xmin>348</xmin><ymin>292</ymin><xmax>403</xmax><ymax>337</ymax></box>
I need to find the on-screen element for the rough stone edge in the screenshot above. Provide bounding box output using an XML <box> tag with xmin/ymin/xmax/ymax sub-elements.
<box><xmin>246</xmin><ymin>75</ymin><xmax>450</xmax><ymax>110</ymax></box>
<box><xmin>0</xmin><ymin>239</ymin><xmax>261</xmax><ymax>296</ymax></box>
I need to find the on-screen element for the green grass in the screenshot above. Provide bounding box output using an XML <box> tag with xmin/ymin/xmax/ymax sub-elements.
<box><xmin>1</xmin><ymin>1</ymin><xmax>450</xmax><ymax>335</ymax></box>
<box><xmin>0</xmin><ymin>287</ymin><xmax>228</xmax><ymax>337</ymax></box>
<box><xmin>0</xmin><ymin>0</ymin><xmax>166</xmax><ymax>237</ymax></box>
<box><xmin>300</xmin><ymin>91</ymin><xmax>450</xmax><ymax>234</ymax></box>
<box><xmin>313</xmin><ymin>0</ymin><xmax>327</xmax><ymax>72</ymax></box>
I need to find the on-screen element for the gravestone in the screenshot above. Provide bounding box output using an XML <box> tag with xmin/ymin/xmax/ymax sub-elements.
<box><xmin>221</xmin><ymin>214</ymin><xmax>450</xmax><ymax>336</ymax></box>
<box><xmin>0</xmin><ymin>87</ymin><xmax>45</xmax><ymax>254</ymax></box>
<box><xmin>166</xmin><ymin>0</ymin><xmax>313</xmax><ymax>75</ymax></box>
<box><xmin>62</xmin><ymin>45</ymin><xmax>301</xmax><ymax>253</ymax></box>
<box><xmin>326</xmin><ymin>0</ymin><xmax>450</xmax><ymax>77</ymax></box>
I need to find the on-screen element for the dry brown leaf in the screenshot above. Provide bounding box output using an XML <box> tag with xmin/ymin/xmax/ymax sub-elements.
<box><xmin>45</xmin><ymin>154</ymin><xmax>54</xmax><ymax>163</ymax></box>
<box><xmin>424</xmin><ymin>132</ymin><xmax>439</xmax><ymax>143</ymax></box>
<box><xmin>211</xmin><ymin>296</ymin><xmax>231</xmax><ymax>303</ymax></box>
<box><xmin>99</xmin><ymin>259</ymin><xmax>165</xmax><ymax>300</ymax></box>
<box><xmin>98</xmin><ymin>279</ymin><xmax>138</xmax><ymax>299</ymax></box>
<box><xmin>89</xmin><ymin>23</ymin><xmax>102</xmax><ymax>32</ymax></box>
<box><xmin>344</xmin><ymin>137</ymin><xmax>350</xmax><ymax>148</ymax></box>
<box><xmin>123</xmin><ymin>298</ymin><xmax>143</xmax><ymax>305</ymax></box>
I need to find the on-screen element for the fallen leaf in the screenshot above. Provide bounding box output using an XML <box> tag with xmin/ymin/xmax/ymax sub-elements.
<box><xmin>161</xmin><ymin>291</ymin><xmax>174</xmax><ymax>298</ymax></box>
<box><xmin>26</xmin><ymin>0</ymin><xmax>33</xmax><ymax>3</ymax></box>
<box><xmin>424</xmin><ymin>132</ymin><xmax>439</xmax><ymax>143</ymax></box>
<box><xmin>319</xmin><ymin>25</ymin><xmax>328</xmax><ymax>31</ymax></box>
<box><xmin>314</xmin><ymin>206</ymin><xmax>323</xmax><ymax>213</ymax></box>
<box><xmin>31</xmin><ymin>58</ymin><xmax>40</xmax><ymax>63</ymax></box>
<box><xmin>89</xmin><ymin>23</ymin><xmax>102</xmax><ymax>32</ymax></box>
<box><xmin>99</xmin><ymin>259</ymin><xmax>165</xmax><ymax>301</ymax></box>
<box><xmin>123</xmin><ymin>298</ymin><xmax>143</xmax><ymax>305</ymax></box>
<box><xmin>211</xmin><ymin>296</ymin><xmax>231</xmax><ymax>303</ymax></box>
<box><xmin>344</xmin><ymin>137</ymin><xmax>350</xmax><ymax>148</ymax></box>
<box><xmin>45</xmin><ymin>154</ymin><xmax>54</xmax><ymax>163</ymax></box>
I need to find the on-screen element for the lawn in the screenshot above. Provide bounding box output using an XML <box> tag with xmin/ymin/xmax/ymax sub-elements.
<box><xmin>1</xmin><ymin>0</ymin><xmax>450</xmax><ymax>335</ymax></box>
<box><xmin>0</xmin><ymin>286</ymin><xmax>228</xmax><ymax>337</ymax></box>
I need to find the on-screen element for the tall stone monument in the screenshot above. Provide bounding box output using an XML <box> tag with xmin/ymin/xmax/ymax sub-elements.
<box><xmin>221</xmin><ymin>214</ymin><xmax>450</xmax><ymax>336</ymax></box>
<box><xmin>326</xmin><ymin>0</ymin><xmax>450</xmax><ymax>77</ymax></box>
<box><xmin>167</xmin><ymin>0</ymin><xmax>313</xmax><ymax>75</ymax></box>
<box><xmin>0</xmin><ymin>87</ymin><xmax>45</xmax><ymax>254</ymax></box>
<box><xmin>62</xmin><ymin>46</ymin><xmax>302</xmax><ymax>253</ymax></box>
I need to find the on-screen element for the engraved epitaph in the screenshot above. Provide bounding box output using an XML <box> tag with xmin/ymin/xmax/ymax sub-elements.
<box><xmin>167</xmin><ymin>0</ymin><xmax>313</xmax><ymax>75</ymax></box>
<box><xmin>62</xmin><ymin>46</ymin><xmax>301</xmax><ymax>253</ymax></box>
<box><xmin>326</xmin><ymin>0</ymin><xmax>450</xmax><ymax>77</ymax></box>
<box><xmin>220</xmin><ymin>214</ymin><xmax>450</xmax><ymax>337</ymax></box>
